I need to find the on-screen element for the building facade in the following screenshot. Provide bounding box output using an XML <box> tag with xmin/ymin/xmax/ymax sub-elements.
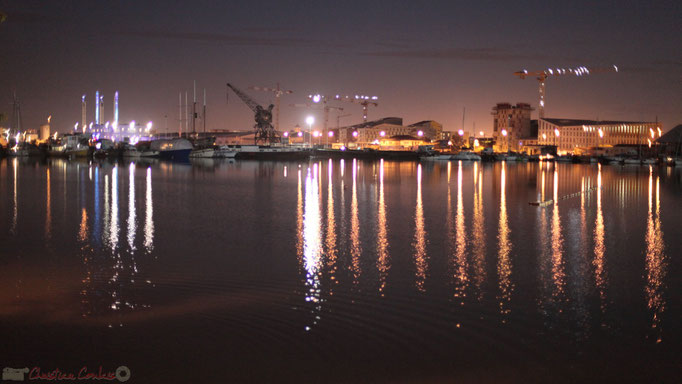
<box><xmin>537</xmin><ymin>118</ymin><xmax>662</xmax><ymax>154</ymax></box>
<box><xmin>337</xmin><ymin>117</ymin><xmax>441</xmax><ymax>147</ymax></box>
<box><xmin>492</xmin><ymin>102</ymin><xmax>533</xmax><ymax>152</ymax></box>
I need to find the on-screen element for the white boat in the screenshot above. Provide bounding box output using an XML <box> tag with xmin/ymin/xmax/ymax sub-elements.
<box><xmin>421</xmin><ymin>154</ymin><xmax>452</xmax><ymax>161</ymax></box>
<box><xmin>122</xmin><ymin>147</ymin><xmax>141</xmax><ymax>158</ymax></box>
<box><xmin>190</xmin><ymin>148</ymin><xmax>216</xmax><ymax>158</ymax></box>
<box><xmin>221</xmin><ymin>144</ymin><xmax>310</xmax><ymax>160</ymax></box>
<box><xmin>451</xmin><ymin>151</ymin><xmax>481</xmax><ymax>161</ymax></box>
<box><xmin>215</xmin><ymin>146</ymin><xmax>238</xmax><ymax>158</ymax></box>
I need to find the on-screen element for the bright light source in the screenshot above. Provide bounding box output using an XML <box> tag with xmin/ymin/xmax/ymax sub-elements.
<box><xmin>328</xmin><ymin>131</ymin><xmax>334</xmax><ymax>137</ymax></box>
<box><xmin>479</xmin><ymin>131</ymin><xmax>484</xmax><ymax>136</ymax></box>
<box><xmin>448</xmin><ymin>141</ymin><xmax>453</xmax><ymax>146</ymax></box>
<box><xmin>297</xmin><ymin>131</ymin><xmax>303</xmax><ymax>137</ymax></box>
<box><xmin>283</xmin><ymin>132</ymin><xmax>289</xmax><ymax>137</ymax></box>
<box><xmin>554</xmin><ymin>128</ymin><xmax>560</xmax><ymax>137</ymax></box>
<box><xmin>379</xmin><ymin>131</ymin><xmax>385</xmax><ymax>137</ymax></box>
<box><xmin>417</xmin><ymin>130</ymin><xmax>424</xmax><ymax>137</ymax></box>
<box><xmin>458</xmin><ymin>129</ymin><xmax>464</xmax><ymax>136</ymax></box>
<box><xmin>598</xmin><ymin>129</ymin><xmax>604</xmax><ymax>138</ymax></box>
<box><xmin>312</xmin><ymin>94</ymin><xmax>321</xmax><ymax>103</ymax></box>
<box><xmin>313</xmin><ymin>131</ymin><xmax>319</xmax><ymax>137</ymax></box>
<box><xmin>74</xmin><ymin>123</ymin><xmax>79</xmax><ymax>131</ymax></box>
<box><xmin>542</xmin><ymin>133</ymin><xmax>547</xmax><ymax>140</ymax></box>
<box><xmin>147</xmin><ymin>122</ymin><xmax>153</xmax><ymax>131</ymax></box>
<box><xmin>305</xmin><ymin>116</ymin><xmax>314</xmax><ymax>126</ymax></box>
<box><xmin>352</xmin><ymin>131</ymin><xmax>358</xmax><ymax>138</ymax></box>
<box><xmin>501</xmin><ymin>129</ymin><xmax>507</xmax><ymax>137</ymax></box>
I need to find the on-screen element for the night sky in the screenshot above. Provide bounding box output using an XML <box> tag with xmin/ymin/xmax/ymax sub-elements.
<box><xmin>1</xmin><ymin>0</ymin><xmax>680</xmax><ymax>135</ymax></box>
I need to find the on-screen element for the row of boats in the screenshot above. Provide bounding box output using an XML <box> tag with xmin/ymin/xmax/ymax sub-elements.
<box><xmin>2</xmin><ymin>134</ymin><xmax>312</xmax><ymax>161</ymax></box>
<box><xmin>422</xmin><ymin>150</ymin><xmax>682</xmax><ymax>166</ymax></box>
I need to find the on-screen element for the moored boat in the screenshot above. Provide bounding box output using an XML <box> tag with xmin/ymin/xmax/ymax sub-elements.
<box><xmin>150</xmin><ymin>138</ymin><xmax>193</xmax><ymax>160</ymax></box>
<box><xmin>451</xmin><ymin>151</ymin><xmax>481</xmax><ymax>161</ymax></box>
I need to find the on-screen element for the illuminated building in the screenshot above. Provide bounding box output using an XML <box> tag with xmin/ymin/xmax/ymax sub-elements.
<box><xmin>538</xmin><ymin>118</ymin><xmax>662</xmax><ymax>154</ymax></box>
<box><xmin>337</xmin><ymin>117</ymin><xmax>442</xmax><ymax>147</ymax></box>
<box><xmin>492</xmin><ymin>103</ymin><xmax>533</xmax><ymax>152</ymax></box>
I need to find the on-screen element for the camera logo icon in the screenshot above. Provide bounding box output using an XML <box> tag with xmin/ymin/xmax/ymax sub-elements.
<box><xmin>2</xmin><ymin>367</ymin><xmax>29</xmax><ymax>381</ymax></box>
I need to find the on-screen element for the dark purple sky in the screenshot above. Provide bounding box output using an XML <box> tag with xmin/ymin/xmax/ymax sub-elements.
<box><xmin>1</xmin><ymin>0</ymin><xmax>680</xmax><ymax>135</ymax></box>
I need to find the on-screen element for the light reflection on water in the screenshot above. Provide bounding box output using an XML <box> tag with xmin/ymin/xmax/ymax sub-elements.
<box><xmin>497</xmin><ymin>162</ymin><xmax>512</xmax><ymax>317</ymax></box>
<box><xmin>376</xmin><ymin>159</ymin><xmax>389</xmax><ymax>294</ymax></box>
<box><xmin>413</xmin><ymin>163</ymin><xmax>427</xmax><ymax>292</ymax></box>
<box><xmin>645</xmin><ymin>165</ymin><xmax>666</xmax><ymax>343</ymax></box>
<box><xmin>1</xmin><ymin>158</ymin><xmax>681</xmax><ymax>379</ymax></box>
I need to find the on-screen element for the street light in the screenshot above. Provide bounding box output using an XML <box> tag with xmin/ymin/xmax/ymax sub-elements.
<box><xmin>306</xmin><ymin>116</ymin><xmax>314</xmax><ymax>146</ymax></box>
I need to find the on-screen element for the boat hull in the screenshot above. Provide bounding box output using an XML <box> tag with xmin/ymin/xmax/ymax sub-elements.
<box><xmin>159</xmin><ymin>149</ymin><xmax>192</xmax><ymax>160</ymax></box>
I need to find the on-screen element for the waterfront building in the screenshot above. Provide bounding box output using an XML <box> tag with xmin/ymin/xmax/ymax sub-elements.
<box><xmin>337</xmin><ymin>117</ymin><xmax>442</xmax><ymax>147</ymax></box>
<box><xmin>492</xmin><ymin>102</ymin><xmax>533</xmax><ymax>152</ymax></box>
<box><xmin>656</xmin><ymin>124</ymin><xmax>682</xmax><ymax>155</ymax></box>
<box><xmin>538</xmin><ymin>118</ymin><xmax>662</xmax><ymax>154</ymax></box>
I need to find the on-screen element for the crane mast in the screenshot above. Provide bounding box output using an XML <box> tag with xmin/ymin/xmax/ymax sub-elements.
<box><xmin>294</xmin><ymin>98</ymin><xmax>344</xmax><ymax>139</ymax></box>
<box><xmin>514</xmin><ymin>65</ymin><xmax>618</xmax><ymax>118</ymax></box>
<box><xmin>332</xmin><ymin>94</ymin><xmax>378</xmax><ymax>122</ymax></box>
<box><xmin>227</xmin><ymin>83</ymin><xmax>279</xmax><ymax>144</ymax></box>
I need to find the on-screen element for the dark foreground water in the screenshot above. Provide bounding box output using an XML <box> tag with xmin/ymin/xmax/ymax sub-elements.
<box><xmin>0</xmin><ymin>157</ymin><xmax>680</xmax><ymax>383</ymax></box>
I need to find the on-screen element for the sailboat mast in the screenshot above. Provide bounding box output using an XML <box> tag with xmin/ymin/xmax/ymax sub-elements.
<box><xmin>178</xmin><ymin>92</ymin><xmax>182</xmax><ymax>137</ymax></box>
<box><xmin>192</xmin><ymin>80</ymin><xmax>197</xmax><ymax>135</ymax></box>
<box><xmin>203</xmin><ymin>88</ymin><xmax>207</xmax><ymax>133</ymax></box>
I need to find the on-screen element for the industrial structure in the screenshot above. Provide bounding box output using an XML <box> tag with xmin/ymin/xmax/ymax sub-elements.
<box><xmin>514</xmin><ymin>65</ymin><xmax>618</xmax><ymax>118</ymax></box>
<box><xmin>249</xmin><ymin>83</ymin><xmax>292</xmax><ymax>133</ymax></box>
<box><xmin>77</xmin><ymin>91</ymin><xmax>154</xmax><ymax>143</ymax></box>
<box><xmin>227</xmin><ymin>83</ymin><xmax>279</xmax><ymax>144</ymax></box>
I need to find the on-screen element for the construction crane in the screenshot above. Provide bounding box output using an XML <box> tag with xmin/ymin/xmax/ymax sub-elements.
<box><xmin>248</xmin><ymin>83</ymin><xmax>292</xmax><ymax>133</ymax></box>
<box><xmin>292</xmin><ymin>100</ymin><xmax>344</xmax><ymax>138</ymax></box>
<box><xmin>336</xmin><ymin>113</ymin><xmax>351</xmax><ymax>128</ymax></box>
<box><xmin>514</xmin><ymin>65</ymin><xmax>618</xmax><ymax>118</ymax></box>
<box><xmin>329</xmin><ymin>94</ymin><xmax>378</xmax><ymax>122</ymax></box>
<box><xmin>227</xmin><ymin>83</ymin><xmax>279</xmax><ymax>144</ymax></box>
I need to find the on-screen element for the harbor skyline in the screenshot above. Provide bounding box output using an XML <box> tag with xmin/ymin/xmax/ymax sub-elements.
<box><xmin>0</xmin><ymin>0</ymin><xmax>680</xmax><ymax>134</ymax></box>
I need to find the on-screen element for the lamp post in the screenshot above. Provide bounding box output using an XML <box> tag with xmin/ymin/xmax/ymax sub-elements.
<box><xmin>306</xmin><ymin>116</ymin><xmax>314</xmax><ymax>147</ymax></box>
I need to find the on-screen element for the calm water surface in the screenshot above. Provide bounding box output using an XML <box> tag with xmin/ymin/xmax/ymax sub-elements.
<box><xmin>1</xmin><ymin>157</ymin><xmax>680</xmax><ymax>383</ymax></box>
